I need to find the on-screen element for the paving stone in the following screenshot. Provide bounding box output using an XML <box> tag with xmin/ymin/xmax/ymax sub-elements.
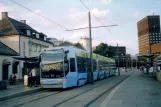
<box><xmin>105</xmin><ymin>71</ymin><xmax>161</xmax><ymax>107</ymax></box>
<box><xmin>108</xmin><ymin>100</ymin><xmax>123</xmax><ymax>104</ymax></box>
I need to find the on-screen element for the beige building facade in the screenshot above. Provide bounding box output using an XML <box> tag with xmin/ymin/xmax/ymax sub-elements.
<box><xmin>0</xmin><ymin>12</ymin><xmax>54</xmax><ymax>80</ymax></box>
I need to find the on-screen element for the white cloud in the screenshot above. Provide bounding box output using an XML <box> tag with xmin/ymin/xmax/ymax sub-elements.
<box><xmin>91</xmin><ymin>8</ymin><xmax>110</xmax><ymax>17</ymax></box>
<box><xmin>133</xmin><ymin>11</ymin><xmax>140</xmax><ymax>18</ymax></box>
<box><xmin>100</xmin><ymin>0</ymin><xmax>112</xmax><ymax>4</ymax></box>
<box><xmin>0</xmin><ymin>2</ymin><xmax>138</xmax><ymax>55</ymax></box>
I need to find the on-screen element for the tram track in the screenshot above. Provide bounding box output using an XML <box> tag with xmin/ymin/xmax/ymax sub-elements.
<box><xmin>54</xmin><ymin>72</ymin><xmax>134</xmax><ymax>107</ymax></box>
<box><xmin>84</xmin><ymin>71</ymin><xmax>134</xmax><ymax>107</ymax></box>
<box><xmin>0</xmin><ymin>72</ymin><xmax>133</xmax><ymax>107</ymax></box>
<box><xmin>53</xmin><ymin>83</ymin><xmax>105</xmax><ymax>107</ymax></box>
<box><xmin>1</xmin><ymin>76</ymin><xmax>116</xmax><ymax>107</ymax></box>
<box><xmin>0</xmin><ymin>89</ymin><xmax>62</xmax><ymax>107</ymax></box>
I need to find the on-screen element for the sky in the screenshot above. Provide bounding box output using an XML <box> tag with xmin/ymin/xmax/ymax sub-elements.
<box><xmin>0</xmin><ymin>0</ymin><xmax>161</xmax><ymax>55</ymax></box>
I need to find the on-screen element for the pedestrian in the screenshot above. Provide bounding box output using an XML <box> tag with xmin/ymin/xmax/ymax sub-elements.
<box><xmin>9</xmin><ymin>75</ymin><xmax>13</xmax><ymax>85</ymax></box>
<box><xmin>31</xmin><ymin>68</ymin><xmax>36</xmax><ymax>86</ymax></box>
<box><xmin>28</xmin><ymin>72</ymin><xmax>32</xmax><ymax>87</ymax></box>
<box><xmin>13</xmin><ymin>74</ymin><xmax>16</xmax><ymax>85</ymax></box>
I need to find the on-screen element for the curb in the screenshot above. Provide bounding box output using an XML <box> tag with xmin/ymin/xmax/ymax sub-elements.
<box><xmin>0</xmin><ymin>87</ymin><xmax>42</xmax><ymax>101</ymax></box>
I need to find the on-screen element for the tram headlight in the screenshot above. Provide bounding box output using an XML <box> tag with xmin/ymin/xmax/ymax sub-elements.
<box><xmin>40</xmin><ymin>80</ymin><xmax>43</xmax><ymax>84</ymax></box>
<box><xmin>58</xmin><ymin>80</ymin><xmax>63</xmax><ymax>84</ymax></box>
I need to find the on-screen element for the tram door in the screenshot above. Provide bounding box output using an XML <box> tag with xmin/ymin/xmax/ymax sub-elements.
<box><xmin>65</xmin><ymin>58</ymin><xmax>77</xmax><ymax>87</ymax></box>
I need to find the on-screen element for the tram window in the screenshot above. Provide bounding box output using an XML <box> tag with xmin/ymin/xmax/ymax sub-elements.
<box><xmin>93</xmin><ymin>61</ymin><xmax>97</xmax><ymax>71</ymax></box>
<box><xmin>77</xmin><ymin>58</ymin><xmax>84</xmax><ymax>72</ymax></box>
<box><xmin>84</xmin><ymin>60</ymin><xmax>90</xmax><ymax>71</ymax></box>
<box><xmin>70</xmin><ymin>58</ymin><xmax>76</xmax><ymax>72</ymax></box>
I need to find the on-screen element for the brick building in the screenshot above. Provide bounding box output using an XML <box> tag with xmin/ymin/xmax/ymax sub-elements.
<box><xmin>137</xmin><ymin>15</ymin><xmax>160</xmax><ymax>55</ymax></box>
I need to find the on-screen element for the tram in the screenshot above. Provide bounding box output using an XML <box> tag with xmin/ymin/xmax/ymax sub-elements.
<box><xmin>40</xmin><ymin>46</ymin><xmax>116</xmax><ymax>88</ymax></box>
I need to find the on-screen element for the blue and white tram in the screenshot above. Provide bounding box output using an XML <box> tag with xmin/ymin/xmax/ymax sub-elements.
<box><xmin>40</xmin><ymin>46</ymin><xmax>116</xmax><ymax>88</ymax></box>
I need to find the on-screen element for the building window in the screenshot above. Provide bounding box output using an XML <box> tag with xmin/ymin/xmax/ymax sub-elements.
<box><xmin>29</xmin><ymin>44</ymin><xmax>32</xmax><ymax>51</ymax></box>
<box><xmin>23</xmin><ymin>51</ymin><xmax>25</xmax><ymax>56</ymax></box>
<box><xmin>23</xmin><ymin>42</ymin><xmax>25</xmax><ymax>50</ymax></box>
<box><xmin>27</xmin><ymin>30</ymin><xmax>31</xmax><ymax>36</ymax></box>
<box><xmin>35</xmin><ymin>45</ymin><xmax>37</xmax><ymax>52</ymax></box>
<box><xmin>29</xmin><ymin>50</ymin><xmax>31</xmax><ymax>56</ymax></box>
<box><xmin>36</xmin><ymin>33</ymin><xmax>39</xmax><ymax>38</ymax></box>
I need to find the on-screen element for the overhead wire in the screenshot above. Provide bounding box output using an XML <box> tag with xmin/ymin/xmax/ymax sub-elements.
<box><xmin>9</xmin><ymin>0</ymin><xmax>86</xmax><ymax>41</ymax></box>
<box><xmin>9</xmin><ymin>0</ymin><xmax>69</xmax><ymax>30</ymax></box>
<box><xmin>80</xmin><ymin>0</ymin><xmax>112</xmax><ymax>34</ymax></box>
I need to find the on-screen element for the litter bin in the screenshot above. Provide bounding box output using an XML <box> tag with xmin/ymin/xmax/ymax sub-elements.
<box><xmin>156</xmin><ymin>71</ymin><xmax>161</xmax><ymax>82</ymax></box>
<box><xmin>24</xmin><ymin>75</ymin><xmax>28</xmax><ymax>86</ymax></box>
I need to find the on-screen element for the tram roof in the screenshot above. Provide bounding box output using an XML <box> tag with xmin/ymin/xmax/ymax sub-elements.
<box><xmin>44</xmin><ymin>46</ymin><xmax>115</xmax><ymax>63</ymax></box>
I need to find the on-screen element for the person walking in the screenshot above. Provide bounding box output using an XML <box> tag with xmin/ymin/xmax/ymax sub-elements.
<box><xmin>13</xmin><ymin>74</ymin><xmax>16</xmax><ymax>85</ymax></box>
<box><xmin>9</xmin><ymin>75</ymin><xmax>13</xmax><ymax>85</ymax></box>
<box><xmin>31</xmin><ymin>68</ymin><xmax>36</xmax><ymax>87</ymax></box>
<box><xmin>28</xmin><ymin>72</ymin><xmax>32</xmax><ymax>87</ymax></box>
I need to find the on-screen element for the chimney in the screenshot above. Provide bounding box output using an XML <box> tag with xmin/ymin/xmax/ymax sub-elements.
<box><xmin>2</xmin><ymin>12</ymin><xmax>8</xmax><ymax>19</ymax></box>
<box><xmin>20</xmin><ymin>20</ymin><xmax>26</xmax><ymax>24</ymax></box>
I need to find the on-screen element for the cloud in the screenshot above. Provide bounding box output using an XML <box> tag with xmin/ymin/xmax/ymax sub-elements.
<box><xmin>91</xmin><ymin>8</ymin><xmax>110</xmax><ymax>17</ymax></box>
<box><xmin>0</xmin><ymin>3</ymin><xmax>16</xmax><ymax>19</ymax></box>
<box><xmin>133</xmin><ymin>11</ymin><xmax>140</xmax><ymax>18</ymax></box>
<box><xmin>0</xmin><ymin>2</ymin><xmax>138</xmax><ymax>55</ymax></box>
<box><xmin>100</xmin><ymin>0</ymin><xmax>112</xmax><ymax>4</ymax></box>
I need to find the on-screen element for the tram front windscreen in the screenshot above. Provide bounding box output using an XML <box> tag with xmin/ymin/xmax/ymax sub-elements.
<box><xmin>41</xmin><ymin>52</ymin><xmax>65</xmax><ymax>78</ymax></box>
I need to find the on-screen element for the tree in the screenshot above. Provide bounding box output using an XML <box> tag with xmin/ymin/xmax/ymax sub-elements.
<box><xmin>93</xmin><ymin>43</ymin><xmax>115</xmax><ymax>58</ymax></box>
<box><xmin>59</xmin><ymin>41</ymin><xmax>73</xmax><ymax>46</ymax></box>
<box><xmin>73</xmin><ymin>43</ymin><xmax>86</xmax><ymax>50</ymax></box>
<box><xmin>59</xmin><ymin>41</ymin><xmax>85</xmax><ymax>50</ymax></box>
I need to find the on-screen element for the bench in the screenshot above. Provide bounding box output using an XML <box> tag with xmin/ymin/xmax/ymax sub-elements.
<box><xmin>0</xmin><ymin>80</ymin><xmax>7</xmax><ymax>90</ymax></box>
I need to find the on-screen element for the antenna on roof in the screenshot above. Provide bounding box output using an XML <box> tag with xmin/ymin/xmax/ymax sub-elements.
<box><xmin>153</xmin><ymin>13</ymin><xmax>155</xmax><ymax>16</ymax></box>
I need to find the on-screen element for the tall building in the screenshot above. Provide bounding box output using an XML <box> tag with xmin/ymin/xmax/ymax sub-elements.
<box><xmin>137</xmin><ymin>15</ymin><xmax>160</xmax><ymax>55</ymax></box>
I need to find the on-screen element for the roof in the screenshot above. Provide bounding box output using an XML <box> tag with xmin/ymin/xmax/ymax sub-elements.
<box><xmin>0</xmin><ymin>41</ymin><xmax>19</xmax><ymax>56</ymax></box>
<box><xmin>0</xmin><ymin>17</ymin><xmax>53</xmax><ymax>44</ymax></box>
<box><xmin>12</xmin><ymin>56</ymin><xmax>39</xmax><ymax>62</ymax></box>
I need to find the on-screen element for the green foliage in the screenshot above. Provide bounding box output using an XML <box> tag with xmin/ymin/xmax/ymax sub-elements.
<box><xmin>59</xmin><ymin>41</ymin><xmax>85</xmax><ymax>50</ymax></box>
<box><xmin>73</xmin><ymin>43</ymin><xmax>86</xmax><ymax>50</ymax></box>
<box><xmin>93</xmin><ymin>43</ymin><xmax>115</xmax><ymax>58</ymax></box>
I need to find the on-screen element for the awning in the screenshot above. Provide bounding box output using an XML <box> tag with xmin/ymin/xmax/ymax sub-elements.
<box><xmin>154</xmin><ymin>55</ymin><xmax>161</xmax><ymax>61</ymax></box>
<box><xmin>138</xmin><ymin>54</ymin><xmax>159</xmax><ymax>58</ymax></box>
<box><xmin>12</xmin><ymin>56</ymin><xmax>39</xmax><ymax>63</ymax></box>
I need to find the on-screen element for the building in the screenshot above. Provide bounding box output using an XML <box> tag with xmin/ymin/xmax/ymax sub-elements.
<box><xmin>137</xmin><ymin>15</ymin><xmax>160</xmax><ymax>55</ymax></box>
<box><xmin>47</xmin><ymin>37</ymin><xmax>63</xmax><ymax>46</ymax></box>
<box><xmin>151</xmin><ymin>43</ymin><xmax>161</xmax><ymax>54</ymax></box>
<box><xmin>112</xmin><ymin>46</ymin><xmax>126</xmax><ymax>67</ymax></box>
<box><xmin>79</xmin><ymin>37</ymin><xmax>90</xmax><ymax>52</ymax></box>
<box><xmin>0</xmin><ymin>12</ymin><xmax>54</xmax><ymax>80</ymax></box>
<box><xmin>112</xmin><ymin>46</ymin><xmax>126</xmax><ymax>57</ymax></box>
<box><xmin>92</xmin><ymin>46</ymin><xmax>96</xmax><ymax>51</ymax></box>
<box><xmin>0</xmin><ymin>41</ymin><xmax>19</xmax><ymax>80</ymax></box>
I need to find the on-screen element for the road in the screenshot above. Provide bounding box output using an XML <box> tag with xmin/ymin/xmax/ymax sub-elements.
<box><xmin>0</xmin><ymin>71</ymin><xmax>132</xmax><ymax>107</ymax></box>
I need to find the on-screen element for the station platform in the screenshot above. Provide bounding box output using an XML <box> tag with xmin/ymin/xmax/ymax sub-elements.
<box><xmin>0</xmin><ymin>83</ymin><xmax>41</xmax><ymax>101</ymax></box>
<box><xmin>100</xmin><ymin>71</ymin><xmax>161</xmax><ymax>107</ymax></box>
